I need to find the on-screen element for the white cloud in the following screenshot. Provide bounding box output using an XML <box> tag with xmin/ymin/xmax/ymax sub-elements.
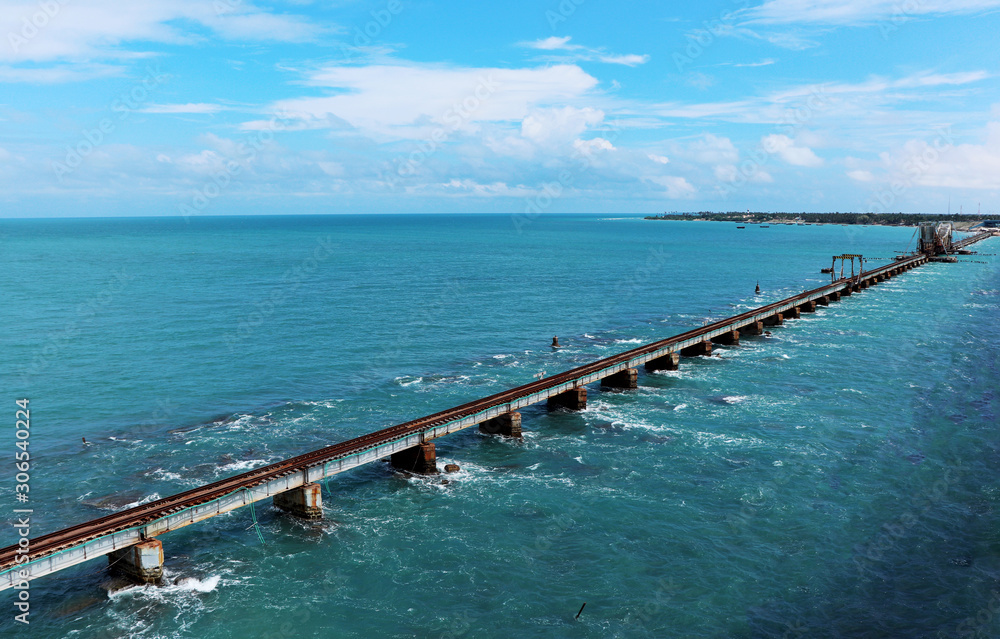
<box><xmin>518</xmin><ymin>36</ymin><xmax>649</xmax><ymax>66</ymax></box>
<box><xmin>573</xmin><ymin>137</ymin><xmax>615</xmax><ymax>155</ymax></box>
<box><xmin>522</xmin><ymin>106</ymin><xmax>605</xmax><ymax>146</ymax></box>
<box><xmin>887</xmin><ymin>121</ymin><xmax>1000</xmax><ymax>189</ymax></box>
<box><xmin>847</xmin><ymin>169</ymin><xmax>874</xmax><ymax>182</ymax></box>
<box><xmin>0</xmin><ymin>0</ymin><xmax>324</xmax><ymax>63</ymax></box>
<box><xmin>647</xmin><ymin>154</ymin><xmax>670</xmax><ymax>164</ymax></box>
<box><xmin>598</xmin><ymin>54</ymin><xmax>650</xmax><ymax>66</ymax></box>
<box><xmin>741</xmin><ymin>0</ymin><xmax>1000</xmax><ymax>25</ymax></box>
<box><xmin>761</xmin><ymin>134</ymin><xmax>824</xmax><ymax>166</ymax></box>
<box><xmin>521</xmin><ymin>36</ymin><xmax>581</xmax><ymax>51</ymax></box>
<box><xmin>645</xmin><ymin>175</ymin><xmax>696</xmax><ymax>198</ymax></box>
<box><xmin>687</xmin><ymin>134</ymin><xmax>739</xmax><ymax>165</ymax></box>
<box><xmin>141</xmin><ymin>103</ymin><xmax>226</xmax><ymax>114</ymax></box>
<box><xmin>262</xmin><ymin>64</ymin><xmax>600</xmax><ymax>140</ymax></box>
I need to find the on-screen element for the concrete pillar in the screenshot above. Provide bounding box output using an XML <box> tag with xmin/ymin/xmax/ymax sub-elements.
<box><xmin>602</xmin><ymin>368</ymin><xmax>638</xmax><ymax>390</ymax></box>
<box><xmin>798</xmin><ymin>300</ymin><xmax>817</xmax><ymax>313</ymax></box>
<box><xmin>680</xmin><ymin>340</ymin><xmax>712</xmax><ymax>357</ymax></box>
<box><xmin>784</xmin><ymin>307</ymin><xmax>801</xmax><ymax>319</ymax></box>
<box><xmin>740</xmin><ymin>321</ymin><xmax>764</xmax><ymax>336</ymax></box>
<box><xmin>816</xmin><ymin>296</ymin><xmax>830</xmax><ymax>306</ymax></box>
<box><xmin>480</xmin><ymin>412</ymin><xmax>522</xmax><ymax>438</ymax></box>
<box><xmin>763</xmin><ymin>313</ymin><xmax>784</xmax><ymax>326</ymax></box>
<box><xmin>548</xmin><ymin>387</ymin><xmax>587</xmax><ymax>411</ymax></box>
<box><xmin>273</xmin><ymin>483</ymin><xmax>323</xmax><ymax>520</ymax></box>
<box><xmin>645</xmin><ymin>352</ymin><xmax>679</xmax><ymax>372</ymax></box>
<box><xmin>828</xmin><ymin>291</ymin><xmax>841</xmax><ymax>302</ymax></box>
<box><xmin>109</xmin><ymin>539</ymin><xmax>163</xmax><ymax>585</ymax></box>
<box><xmin>840</xmin><ymin>287</ymin><xmax>851</xmax><ymax>296</ymax></box>
<box><xmin>710</xmin><ymin>330</ymin><xmax>739</xmax><ymax>345</ymax></box>
<box><xmin>391</xmin><ymin>442</ymin><xmax>438</xmax><ymax>474</ymax></box>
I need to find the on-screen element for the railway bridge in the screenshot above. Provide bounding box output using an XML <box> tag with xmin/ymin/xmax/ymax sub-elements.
<box><xmin>1</xmin><ymin>231</ymin><xmax>993</xmax><ymax>591</ymax></box>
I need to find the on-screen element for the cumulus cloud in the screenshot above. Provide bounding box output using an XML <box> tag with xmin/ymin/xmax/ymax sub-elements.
<box><xmin>888</xmin><ymin>122</ymin><xmax>1000</xmax><ymax>189</ymax></box>
<box><xmin>761</xmin><ymin>134</ymin><xmax>824</xmax><ymax>166</ymax></box>
<box><xmin>522</xmin><ymin>106</ymin><xmax>605</xmax><ymax>146</ymax></box>
<box><xmin>645</xmin><ymin>175</ymin><xmax>696</xmax><ymax>198</ymax></box>
<box><xmin>261</xmin><ymin>64</ymin><xmax>600</xmax><ymax>140</ymax></box>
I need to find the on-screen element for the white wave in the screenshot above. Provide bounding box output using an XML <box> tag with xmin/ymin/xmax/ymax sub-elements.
<box><xmin>721</xmin><ymin>395</ymin><xmax>748</xmax><ymax>404</ymax></box>
<box><xmin>217</xmin><ymin>459</ymin><xmax>269</xmax><ymax>473</ymax></box>
<box><xmin>492</xmin><ymin>354</ymin><xmax>511</xmax><ymax>359</ymax></box>
<box><xmin>583</xmin><ymin>334</ymin><xmax>596</xmax><ymax>339</ymax></box>
<box><xmin>113</xmin><ymin>493</ymin><xmax>161</xmax><ymax>511</ymax></box>
<box><xmin>171</xmin><ymin>575</ymin><xmax>221</xmax><ymax>593</ymax></box>
<box><xmin>673</xmin><ymin>403</ymin><xmax>688</xmax><ymax>411</ymax></box>
<box><xmin>147</xmin><ymin>468</ymin><xmax>182</xmax><ymax>482</ymax></box>
<box><xmin>394</xmin><ymin>376</ymin><xmax>422</xmax><ymax>387</ymax></box>
<box><xmin>614</xmin><ymin>338</ymin><xmax>644</xmax><ymax>344</ymax></box>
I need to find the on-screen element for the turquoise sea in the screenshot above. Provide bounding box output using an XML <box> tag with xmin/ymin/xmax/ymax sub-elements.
<box><xmin>2</xmin><ymin>214</ymin><xmax>998</xmax><ymax>638</ymax></box>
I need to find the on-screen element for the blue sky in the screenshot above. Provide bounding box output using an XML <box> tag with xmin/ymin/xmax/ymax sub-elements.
<box><xmin>2</xmin><ymin>0</ymin><xmax>999</xmax><ymax>217</ymax></box>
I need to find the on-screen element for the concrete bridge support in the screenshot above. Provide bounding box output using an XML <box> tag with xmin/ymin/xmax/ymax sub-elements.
<box><xmin>816</xmin><ymin>296</ymin><xmax>830</xmax><ymax>306</ymax></box>
<box><xmin>763</xmin><ymin>313</ymin><xmax>784</xmax><ymax>327</ymax></box>
<box><xmin>274</xmin><ymin>483</ymin><xmax>323</xmax><ymax>520</ymax></box>
<box><xmin>645</xmin><ymin>352</ymin><xmax>679</xmax><ymax>372</ymax></box>
<box><xmin>681</xmin><ymin>340</ymin><xmax>712</xmax><ymax>357</ymax></box>
<box><xmin>828</xmin><ymin>291</ymin><xmax>841</xmax><ymax>302</ymax></box>
<box><xmin>480</xmin><ymin>412</ymin><xmax>522</xmax><ymax>438</ymax></box>
<box><xmin>740</xmin><ymin>321</ymin><xmax>764</xmax><ymax>336</ymax></box>
<box><xmin>548</xmin><ymin>387</ymin><xmax>587</xmax><ymax>411</ymax></box>
<box><xmin>784</xmin><ymin>307</ymin><xmax>801</xmax><ymax>319</ymax></box>
<box><xmin>798</xmin><ymin>300</ymin><xmax>817</xmax><ymax>313</ymax></box>
<box><xmin>711</xmin><ymin>330</ymin><xmax>739</xmax><ymax>346</ymax></box>
<box><xmin>391</xmin><ymin>442</ymin><xmax>438</xmax><ymax>474</ymax></box>
<box><xmin>602</xmin><ymin>368</ymin><xmax>638</xmax><ymax>390</ymax></box>
<box><xmin>109</xmin><ymin>539</ymin><xmax>163</xmax><ymax>585</ymax></box>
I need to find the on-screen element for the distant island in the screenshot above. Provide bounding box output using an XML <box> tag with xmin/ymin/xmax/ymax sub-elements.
<box><xmin>646</xmin><ymin>212</ymin><xmax>995</xmax><ymax>230</ymax></box>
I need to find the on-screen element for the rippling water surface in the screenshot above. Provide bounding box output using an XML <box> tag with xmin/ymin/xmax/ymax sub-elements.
<box><xmin>2</xmin><ymin>214</ymin><xmax>998</xmax><ymax>638</ymax></box>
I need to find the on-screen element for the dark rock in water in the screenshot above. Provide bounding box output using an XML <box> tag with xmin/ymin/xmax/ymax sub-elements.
<box><xmin>440</xmin><ymin>479</ymin><xmax>450</xmax><ymax>485</ymax></box>
<box><xmin>444</xmin><ymin>464</ymin><xmax>460</xmax><ymax>473</ymax></box>
<box><xmin>905</xmin><ymin>453</ymin><xmax>926</xmax><ymax>464</ymax></box>
<box><xmin>950</xmin><ymin>557</ymin><xmax>972</xmax><ymax>567</ymax></box>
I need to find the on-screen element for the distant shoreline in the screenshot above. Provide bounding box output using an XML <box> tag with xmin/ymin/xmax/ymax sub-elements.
<box><xmin>645</xmin><ymin>213</ymin><xmax>994</xmax><ymax>231</ymax></box>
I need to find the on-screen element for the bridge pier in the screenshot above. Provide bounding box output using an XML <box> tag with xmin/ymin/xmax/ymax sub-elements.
<box><xmin>480</xmin><ymin>412</ymin><xmax>522</xmax><ymax>438</ymax></box>
<box><xmin>798</xmin><ymin>300</ymin><xmax>816</xmax><ymax>313</ymax></box>
<box><xmin>784</xmin><ymin>307</ymin><xmax>801</xmax><ymax>319</ymax></box>
<box><xmin>273</xmin><ymin>483</ymin><xmax>323</xmax><ymax>520</ymax></box>
<box><xmin>602</xmin><ymin>368</ymin><xmax>638</xmax><ymax>390</ymax></box>
<box><xmin>740</xmin><ymin>321</ymin><xmax>764</xmax><ymax>336</ymax></box>
<box><xmin>828</xmin><ymin>291</ymin><xmax>841</xmax><ymax>302</ymax></box>
<box><xmin>681</xmin><ymin>340</ymin><xmax>712</xmax><ymax>357</ymax></box>
<box><xmin>109</xmin><ymin>539</ymin><xmax>163</xmax><ymax>585</ymax></box>
<box><xmin>548</xmin><ymin>387</ymin><xmax>587</xmax><ymax>411</ymax></box>
<box><xmin>816</xmin><ymin>295</ymin><xmax>830</xmax><ymax>306</ymax></box>
<box><xmin>391</xmin><ymin>442</ymin><xmax>438</xmax><ymax>474</ymax></box>
<box><xmin>763</xmin><ymin>313</ymin><xmax>784</xmax><ymax>326</ymax></box>
<box><xmin>711</xmin><ymin>330</ymin><xmax>739</xmax><ymax>346</ymax></box>
<box><xmin>645</xmin><ymin>352</ymin><xmax>679</xmax><ymax>371</ymax></box>
<box><xmin>839</xmin><ymin>287</ymin><xmax>852</xmax><ymax>297</ymax></box>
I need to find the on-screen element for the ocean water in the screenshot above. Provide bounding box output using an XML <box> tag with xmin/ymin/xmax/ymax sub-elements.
<box><xmin>1</xmin><ymin>214</ymin><xmax>998</xmax><ymax>638</ymax></box>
